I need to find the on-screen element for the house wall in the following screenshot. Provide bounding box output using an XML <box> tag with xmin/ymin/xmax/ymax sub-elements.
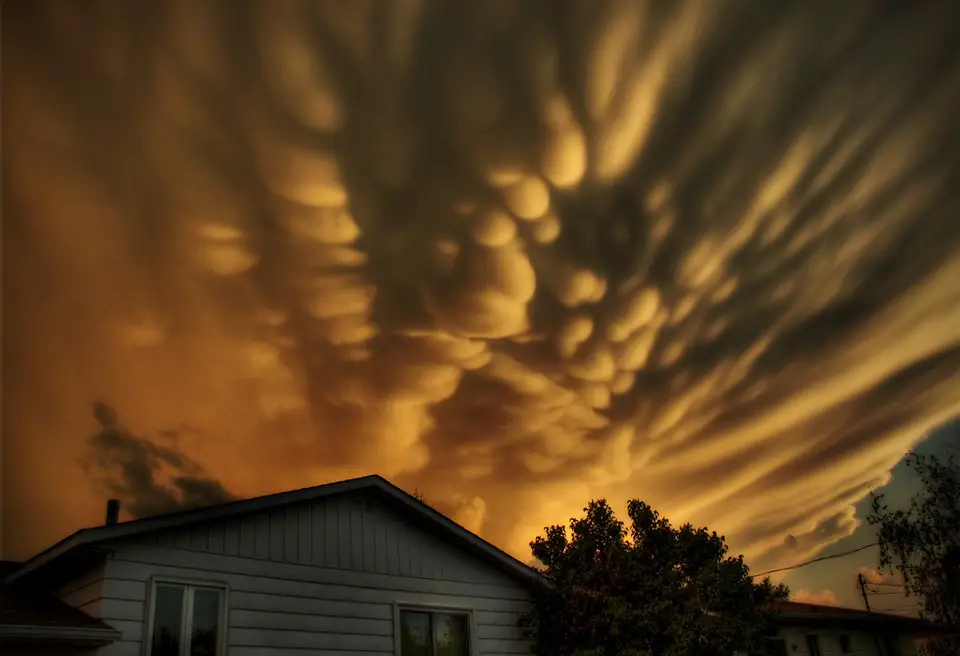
<box><xmin>777</xmin><ymin>625</ymin><xmax>919</xmax><ymax>656</ymax></box>
<box><xmin>88</xmin><ymin>492</ymin><xmax>533</xmax><ymax>656</ymax></box>
<box><xmin>56</xmin><ymin>560</ymin><xmax>106</xmax><ymax>619</ymax></box>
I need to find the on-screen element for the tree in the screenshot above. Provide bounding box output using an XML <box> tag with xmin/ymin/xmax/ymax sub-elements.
<box><xmin>411</xmin><ymin>488</ymin><xmax>435</xmax><ymax>508</ymax></box>
<box><xmin>867</xmin><ymin>440</ymin><xmax>960</xmax><ymax>656</ymax></box>
<box><xmin>519</xmin><ymin>498</ymin><xmax>789</xmax><ymax>656</ymax></box>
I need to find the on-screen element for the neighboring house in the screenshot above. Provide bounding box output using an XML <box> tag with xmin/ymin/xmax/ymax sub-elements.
<box><xmin>771</xmin><ymin>600</ymin><xmax>953</xmax><ymax>656</ymax></box>
<box><xmin>2</xmin><ymin>475</ymin><xmax>542</xmax><ymax>656</ymax></box>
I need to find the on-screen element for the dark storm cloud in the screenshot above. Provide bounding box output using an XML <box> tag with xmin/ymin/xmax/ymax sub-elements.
<box><xmin>83</xmin><ymin>403</ymin><xmax>237</xmax><ymax>519</ymax></box>
<box><xmin>3</xmin><ymin>0</ymin><xmax>959</xmax><ymax>567</ymax></box>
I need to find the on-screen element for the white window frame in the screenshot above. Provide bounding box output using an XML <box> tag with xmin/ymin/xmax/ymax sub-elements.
<box><xmin>767</xmin><ymin>637</ymin><xmax>788</xmax><ymax>656</ymax></box>
<box><xmin>143</xmin><ymin>576</ymin><xmax>230</xmax><ymax>656</ymax></box>
<box><xmin>392</xmin><ymin>602</ymin><xmax>477</xmax><ymax>656</ymax></box>
<box><xmin>805</xmin><ymin>633</ymin><xmax>822</xmax><ymax>656</ymax></box>
<box><xmin>839</xmin><ymin>633</ymin><xmax>852</xmax><ymax>654</ymax></box>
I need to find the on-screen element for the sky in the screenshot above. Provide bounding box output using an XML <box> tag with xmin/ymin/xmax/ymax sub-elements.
<box><xmin>2</xmin><ymin>0</ymin><xmax>959</xmax><ymax>612</ymax></box>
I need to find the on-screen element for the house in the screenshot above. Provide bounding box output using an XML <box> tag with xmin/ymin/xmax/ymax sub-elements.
<box><xmin>771</xmin><ymin>600</ymin><xmax>954</xmax><ymax>656</ymax></box>
<box><xmin>2</xmin><ymin>474</ymin><xmax>542</xmax><ymax>656</ymax></box>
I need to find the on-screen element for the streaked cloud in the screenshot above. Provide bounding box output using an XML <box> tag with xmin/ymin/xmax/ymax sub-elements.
<box><xmin>2</xmin><ymin>0</ymin><xmax>958</xmax><ymax>579</ymax></box>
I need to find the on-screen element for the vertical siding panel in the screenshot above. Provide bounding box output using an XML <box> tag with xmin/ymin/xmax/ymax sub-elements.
<box><xmin>269</xmin><ymin>509</ymin><xmax>285</xmax><ymax>561</ymax></box>
<box><xmin>375</xmin><ymin>516</ymin><xmax>388</xmax><ymax>574</ymax></box>
<box><xmin>284</xmin><ymin>506</ymin><xmax>299</xmax><ymax>563</ymax></box>
<box><xmin>254</xmin><ymin>513</ymin><xmax>271</xmax><ymax>559</ymax></box>
<box><xmin>239</xmin><ymin>516</ymin><xmax>256</xmax><ymax>558</ymax></box>
<box><xmin>311</xmin><ymin>502</ymin><xmax>326</xmax><ymax>566</ymax></box>
<box><xmin>362</xmin><ymin>505</ymin><xmax>377</xmax><ymax>573</ymax></box>
<box><xmin>408</xmin><ymin>532</ymin><xmax>422</xmax><ymax>578</ymax></box>
<box><xmin>423</xmin><ymin>543</ymin><xmax>438</xmax><ymax>579</ymax></box>
<box><xmin>223</xmin><ymin>519</ymin><xmax>240</xmax><ymax>556</ymax></box>
<box><xmin>324</xmin><ymin>500</ymin><xmax>339</xmax><ymax>568</ymax></box>
<box><xmin>190</xmin><ymin>525</ymin><xmax>210</xmax><ymax>551</ymax></box>
<box><xmin>157</xmin><ymin>531</ymin><xmax>175</xmax><ymax>547</ymax></box>
<box><xmin>173</xmin><ymin>529</ymin><xmax>192</xmax><ymax>549</ymax></box>
<box><xmin>337</xmin><ymin>498</ymin><xmax>352</xmax><ymax>569</ymax></box>
<box><xmin>397</xmin><ymin>521</ymin><xmax>410</xmax><ymax>576</ymax></box>
<box><xmin>298</xmin><ymin>504</ymin><xmax>312</xmax><ymax>565</ymax></box>
<box><xmin>208</xmin><ymin>523</ymin><xmax>225</xmax><ymax>554</ymax></box>
<box><xmin>350</xmin><ymin>501</ymin><xmax>364</xmax><ymax>571</ymax></box>
<box><xmin>389</xmin><ymin>517</ymin><xmax>403</xmax><ymax>575</ymax></box>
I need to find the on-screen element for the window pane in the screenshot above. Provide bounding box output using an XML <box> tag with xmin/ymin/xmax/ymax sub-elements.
<box><xmin>434</xmin><ymin>613</ymin><xmax>469</xmax><ymax>656</ymax></box>
<box><xmin>883</xmin><ymin>634</ymin><xmax>902</xmax><ymax>656</ymax></box>
<box><xmin>805</xmin><ymin>634</ymin><xmax>821</xmax><ymax>656</ymax></box>
<box><xmin>190</xmin><ymin>588</ymin><xmax>222</xmax><ymax>656</ymax></box>
<box><xmin>151</xmin><ymin>585</ymin><xmax>184</xmax><ymax>656</ymax></box>
<box><xmin>400</xmin><ymin>610</ymin><xmax>433</xmax><ymax>656</ymax></box>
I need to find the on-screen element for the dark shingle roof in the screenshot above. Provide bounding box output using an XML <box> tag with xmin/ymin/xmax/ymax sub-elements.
<box><xmin>0</xmin><ymin>562</ymin><xmax>21</xmax><ymax>579</ymax></box>
<box><xmin>774</xmin><ymin>600</ymin><xmax>956</xmax><ymax>637</ymax></box>
<box><xmin>0</xmin><ymin>585</ymin><xmax>121</xmax><ymax>644</ymax></box>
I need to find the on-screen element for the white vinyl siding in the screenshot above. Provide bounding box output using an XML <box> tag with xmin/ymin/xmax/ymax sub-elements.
<box><xmin>91</xmin><ymin>492</ymin><xmax>532</xmax><ymax>656</ymax></box>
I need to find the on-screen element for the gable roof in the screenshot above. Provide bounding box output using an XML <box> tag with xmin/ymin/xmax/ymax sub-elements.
<box><xmin>4</xmin><ymin>475</ymin><xmax>545</xmax><ymax>589</ymax></box>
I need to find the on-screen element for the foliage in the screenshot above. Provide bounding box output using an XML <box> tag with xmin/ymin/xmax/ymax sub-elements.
<box><xmin>519</xmin><ymin>498</ymin><xmax>789</xmax><ymax>656</ymax></box>
<box><xmin>868</xmin><ymin>439</ymin><xmax>960</xmax><ymax>656</ymax></box>
<box><xmin>411</xmin><ymin>488</ymin><xmax>435</xmax><ymax>509</ymax></box>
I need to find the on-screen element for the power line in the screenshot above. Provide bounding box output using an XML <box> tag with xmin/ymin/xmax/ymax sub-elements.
<box><xmin>878</xmin><ymin>604</ymin><xmax>923</xmax><ymax>613</ymax></box>
<box><xmin>751</xmin><ymin>542</ymin><xmax>878</xmax><ymax>578</ymax></box>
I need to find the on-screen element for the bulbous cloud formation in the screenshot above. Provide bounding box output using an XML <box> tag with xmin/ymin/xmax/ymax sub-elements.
<box><xmin>2</xmin><ymin>0</ymin><xmax>959</xmax><ymax>573</ymax></box>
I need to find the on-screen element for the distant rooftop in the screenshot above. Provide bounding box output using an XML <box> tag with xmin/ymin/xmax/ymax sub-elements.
<box><xmin>774</xmin><ymin>600</ymin><xmax>954</xmax><ymax>637</ymax></box>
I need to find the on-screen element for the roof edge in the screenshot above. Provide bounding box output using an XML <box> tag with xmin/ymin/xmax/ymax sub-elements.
<box><xmin>5</xmin><ymin>474</ymin><xmax>545</xmax><ymax>589</ymax></box>
<box><xmin>0</xmin><ymin>623</ymin><xmax>122</xmax><ymax>642</ymax></box>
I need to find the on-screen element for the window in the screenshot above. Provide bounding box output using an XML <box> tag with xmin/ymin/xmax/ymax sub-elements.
<box><xmin>882</xmin><ymin>634</ymin><xmax>902</xmax><ymax>656</ymax></box>
<box><xmin>839</xmin><ymin>633</ymin><xmax>852</xmax><ymax>654</ymax></box>
<box><xmin>805</xmin><ymin>634</ymin><xmax>822</xmax><ymax>656</ymax></box>
<box><xmin>767</xmin><ymin>637</ymin><xmax>789</xmax><ymax>656</ymax></box>
<box><xmin>398</xmin><ymin>608</ymin><xmax>471</xmax><ymax>656</ymax></box>
<box><xmin>146</xmin><ymin>581</ymin><xmax>226</xmax><ymax>656</ymax></box>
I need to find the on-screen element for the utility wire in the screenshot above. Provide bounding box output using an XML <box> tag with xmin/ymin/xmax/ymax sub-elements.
<box><xmin>866</xmin><ymin>590</ymin><xmax>910</xmax><ymax>596</ymax></box>
<box><xmin>751</xmin><ymin>542</ymin><xmax>878</xmax><ymax>578</ymax></box>
<box><xmin>878</xmin><ymin>604</ymin><xmax>923</xmax><ymax>613</ymax></box>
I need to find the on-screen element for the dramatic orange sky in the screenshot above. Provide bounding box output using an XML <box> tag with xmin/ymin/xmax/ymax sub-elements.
<box><xmin>2</xmin><ymin>0</ymin><xmax>959</xmax><ymax>609</ymax></box>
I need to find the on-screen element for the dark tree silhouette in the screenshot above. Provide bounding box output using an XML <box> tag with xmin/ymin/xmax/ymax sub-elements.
<box><xmin>868</xmin><ymin>439</ymin><xmax>960</xmax><ymax>656</ymax></box>
<box><xmin>519</xmin><ymin>498</ymin><xmax>789</xmax><ymax>656</ymax></box>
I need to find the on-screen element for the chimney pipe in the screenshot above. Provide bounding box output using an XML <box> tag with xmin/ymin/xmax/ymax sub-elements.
<box><xmin>105</xmin><ymin>499</ymin><xmax>120</xmax><ymax>526</ymax></box>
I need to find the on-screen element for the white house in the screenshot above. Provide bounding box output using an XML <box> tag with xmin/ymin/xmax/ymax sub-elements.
<box><xmin>1</xmin><ymin>475</ymin><xmax>541</xmax><ymax>656</ymax></box>
<box><xmin>771</xmin><ymin>600</ymin><xmax>951</xmax><ymax>656</ymax></box>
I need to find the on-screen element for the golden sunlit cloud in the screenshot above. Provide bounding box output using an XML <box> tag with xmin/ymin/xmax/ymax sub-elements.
<box><xmin>793</xmin><ymin>589</ymin><xmax>839</xmax><ymax>607</ymax></box>
<box><xmin>2</xmin><ymin>0</ymin><xmax>959</xmax><ymax>580</ymax></box>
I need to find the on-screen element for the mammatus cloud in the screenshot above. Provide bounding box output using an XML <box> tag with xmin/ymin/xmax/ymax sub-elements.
<box><xmin>82</xmin><ymin>403</ymin><xmax>237</xmax><ymax>519</ymax></box>
<box><xmin>2</xmin><ymin>0</ymin><xmax>959</xmax><ymax>573</ymax></box>
<box><xmin>793</xmin><ymin>589</ymin><xmax>839</xmax><ymax>606</ymax></box>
